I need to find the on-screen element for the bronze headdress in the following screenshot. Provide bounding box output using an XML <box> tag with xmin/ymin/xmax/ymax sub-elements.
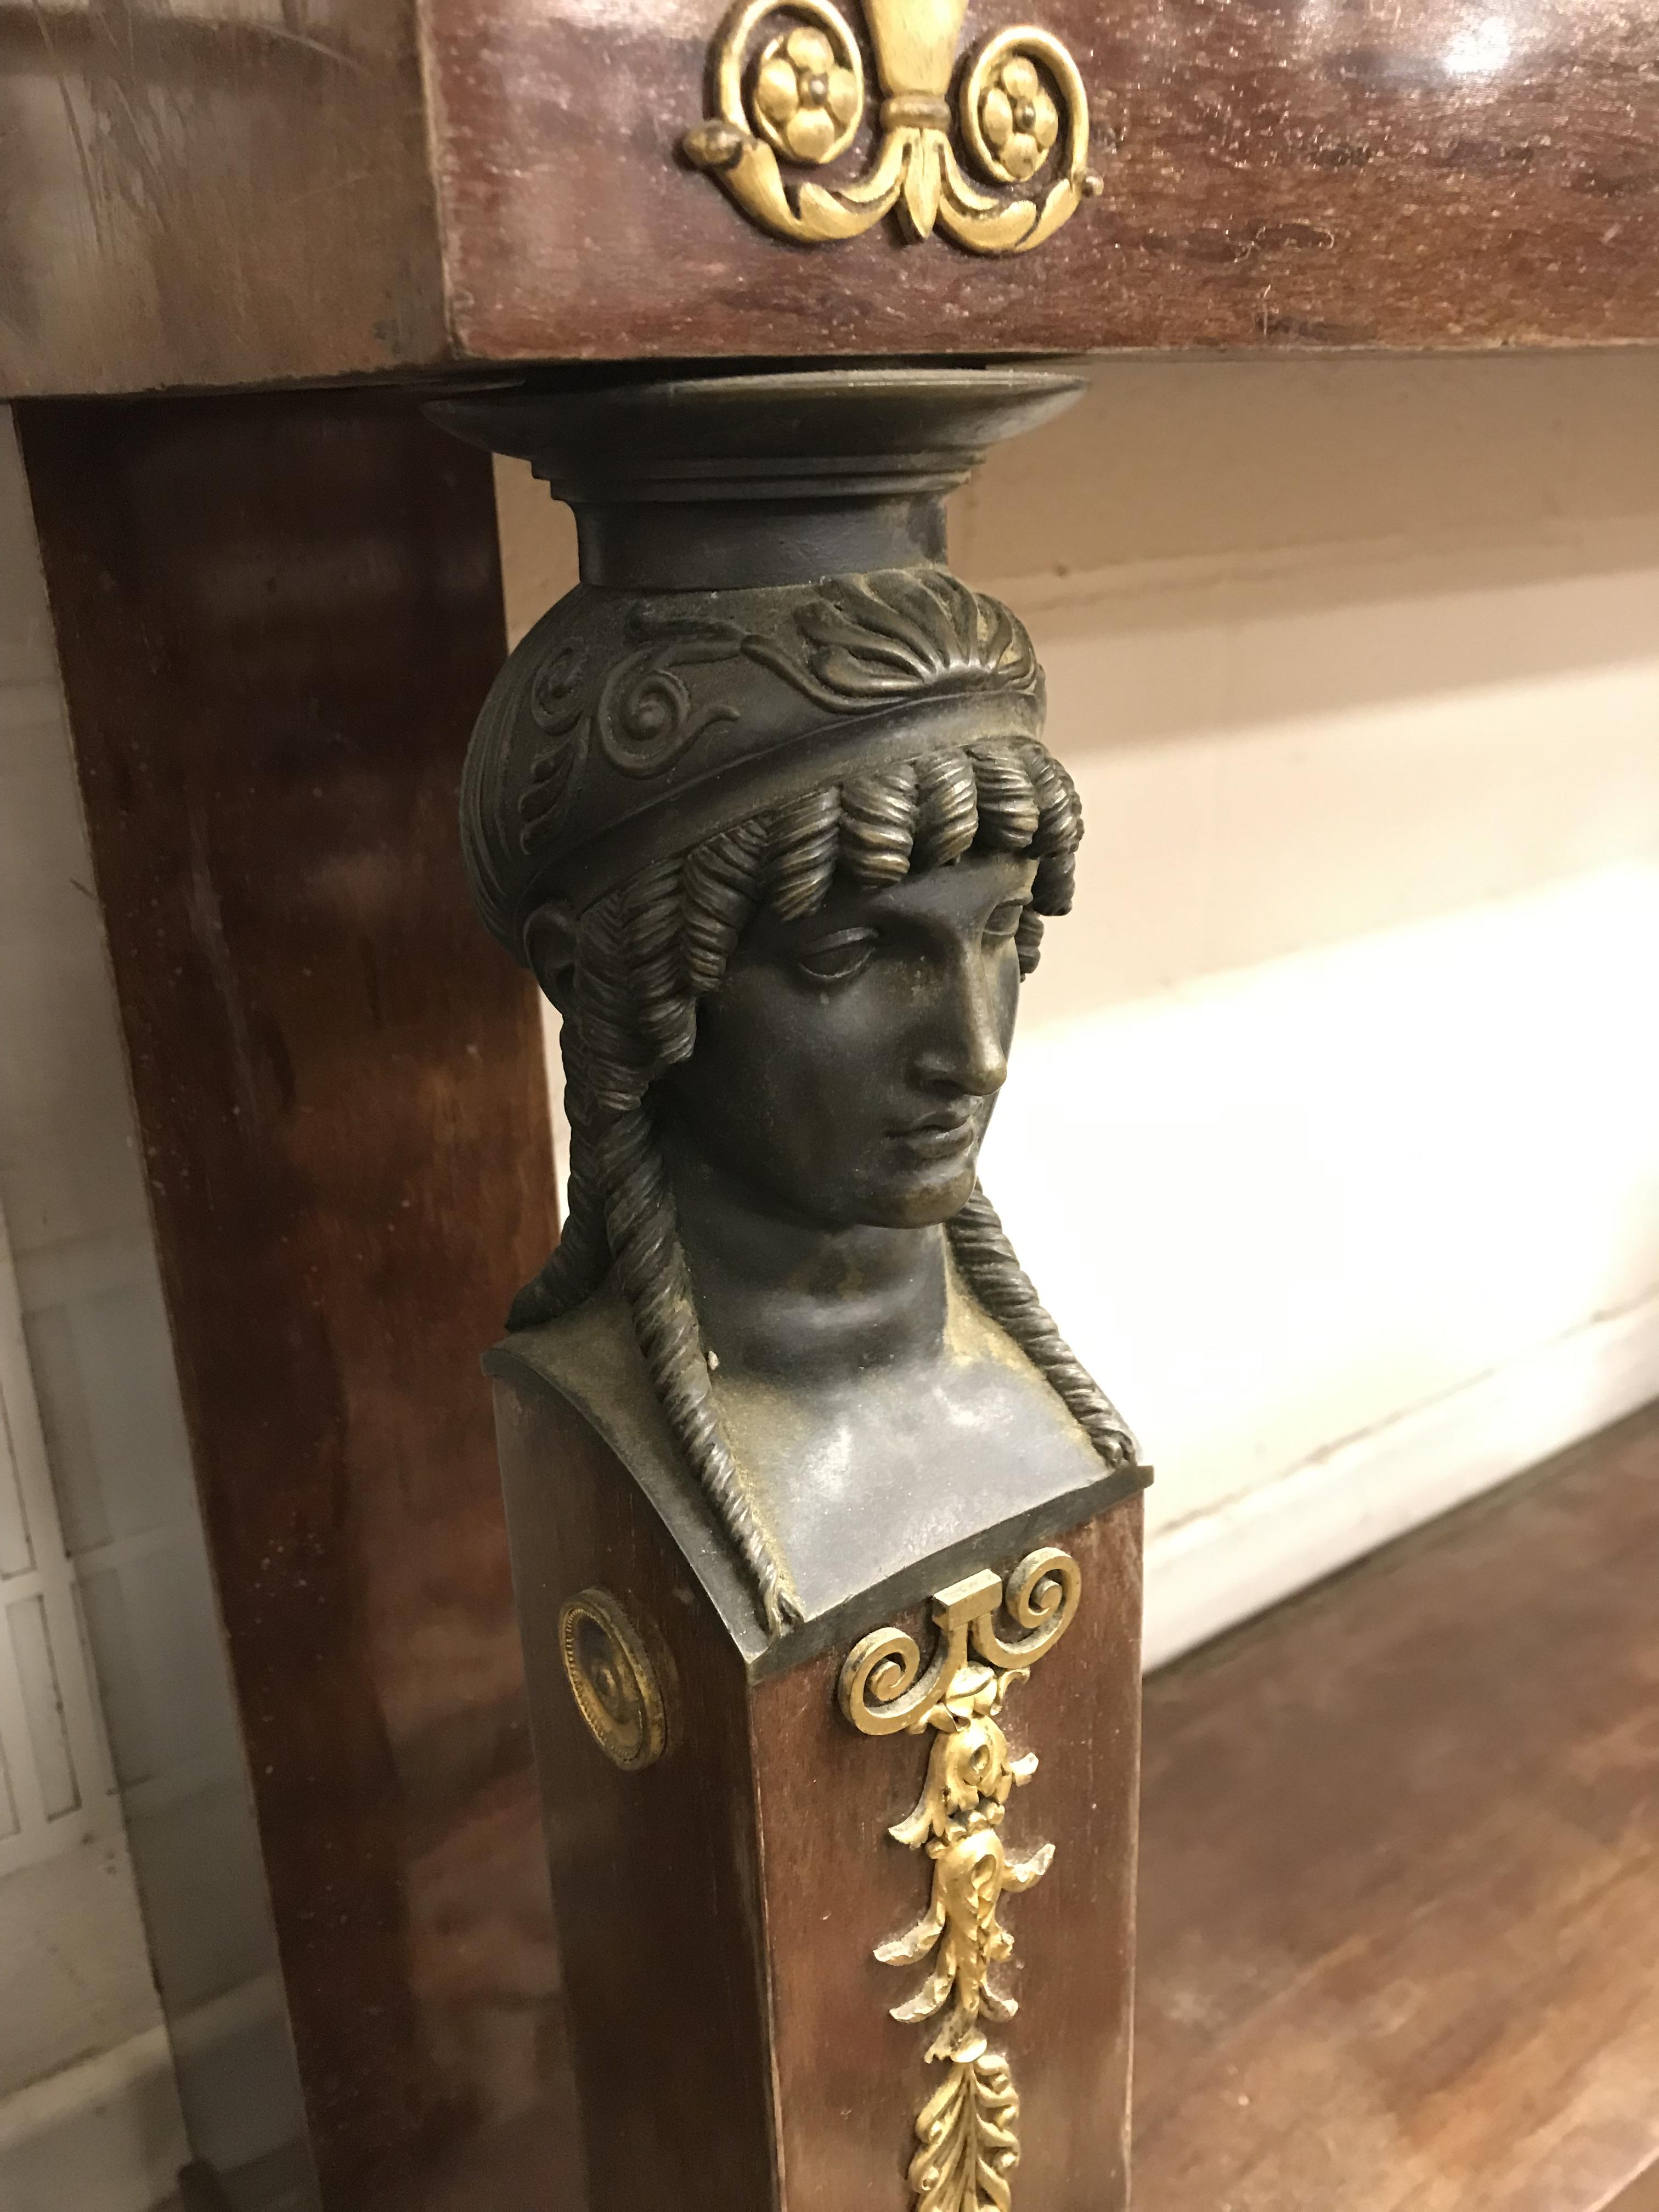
<box><xmin>436</xmin><ymin>367</ymin><xmax>1077</xmax><ymax>949</ymax></box>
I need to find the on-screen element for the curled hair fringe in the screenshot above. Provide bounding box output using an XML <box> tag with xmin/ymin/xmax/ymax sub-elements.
<box><xmin>1023</xmin><ymin>742</ymin><xmax>1081</xmax><ymax>916</ymax></box>
<box><xmin>967</xmin><ymin>741</ymin><xmax>1041</xmax><ymax>854</ymax></box>
<box><xmin>681</xmin><ymin>821</ymin><xmax>769</xmax><ymax>997</ymax></box>
<box><xmin>913</xmin><ymin>748</ymin><xmax>980</xmax><ymax>872</ymax></box>
<box><xmin>838</xmin><ymin>764</ymin><xmax>919</xmax><ymax>887</ymax></box>
<box><xmin>765</xmin><ymin>787</ymin><xmax>842</xmax><ymax>921</ymax></box>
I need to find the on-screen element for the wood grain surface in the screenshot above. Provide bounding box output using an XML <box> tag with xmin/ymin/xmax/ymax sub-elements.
<box><xmin>296</xmin><ymin>1392</ymin><xmax>1659</xmax><ymax>2209</ymax></box>
<box><xmin>0</xmin><ymin>0</ymin><xmax>447</xmax><ymax>398</ymax></box>
<box><xmin>392</xmin><ymin>0</ymin><xmax>1659</xmax><ymax>360</ymax></box>
<box><xmin>5</xmin><ymin>0</ymin><xmax>1659</xmax><ymax>396</ymax></box>
<box><xmin>754</xmin><ymin>1498</ymin><xmax>1143</xmax><ymax>2212</ymax></box>
<box><xmin>493</xmin><ymin>1378</ymin><xmax>778</xmax><ymax>2212</ymax></box>
<box><xmin>493</xmin><ymin>1365</ymin><xmax>1144</xmax><ymax>2212</ymax></box>
<box><xmin>17</xmin><ymin>390</ymin><xmax>560</xmax><ymax>2209</ymax></box>
<box><xmin>1135</xmin><ymin>1401</ymin><xmax>1659</xmax><ymax>2211</ymax></box>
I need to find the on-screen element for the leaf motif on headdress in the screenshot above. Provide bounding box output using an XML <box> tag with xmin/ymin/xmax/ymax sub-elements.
<box><xmin>744</xmin><ymin>571</ymin><xmax>1037</xmax><ymax>711</ymax></box>
<box><xmin>513</xmin><ymin>643</ymin><xmax>587</xmax><ymax>853</ymax></box>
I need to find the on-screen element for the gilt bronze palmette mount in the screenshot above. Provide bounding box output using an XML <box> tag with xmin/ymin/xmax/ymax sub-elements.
<box><xmin>683</xmin><ymin>0</ymin><xmax>1104</xmax><ymax>255</ymax></box>
<box><xmin>842</xmin><ymin>1550</ymin><xmax>1081</xmax><ymax>2211</ymax></box>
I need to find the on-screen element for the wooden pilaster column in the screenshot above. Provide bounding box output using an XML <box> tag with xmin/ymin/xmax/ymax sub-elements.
<box><xmin>18</xmin><ymin>390</ymin><xmax>563</xmax><ymax>2209</ymax></box>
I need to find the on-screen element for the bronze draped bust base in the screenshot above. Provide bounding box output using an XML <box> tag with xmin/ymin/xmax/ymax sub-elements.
<box><xmin>436</xmin><ymin>367</ymin><xmax>1149</xmax><ymax>2212</ymax></box>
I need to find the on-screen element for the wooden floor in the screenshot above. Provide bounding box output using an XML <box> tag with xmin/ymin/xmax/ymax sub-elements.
<box><xmin>1135</xmin><ymin>1401</ymin><xmax>1659</xmax><ymax>2211</ymax></box>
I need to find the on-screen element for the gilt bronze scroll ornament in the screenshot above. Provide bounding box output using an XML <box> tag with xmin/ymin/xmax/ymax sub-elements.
<box><xmin>842</xmin><ymin>1548</ymin><xmax>1081</xmax><ymax>2211</ymax></box>
<box><xmin>684</xmin><ymin>0</ymin><xmax>1103</xmax><ymax>253</ymax></box>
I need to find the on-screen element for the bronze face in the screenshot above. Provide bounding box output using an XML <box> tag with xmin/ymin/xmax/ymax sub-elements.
<box><xmin>659</xmin><ymin>852</ymin><xmax>1037</xmax><ymax>1232</ymax></box>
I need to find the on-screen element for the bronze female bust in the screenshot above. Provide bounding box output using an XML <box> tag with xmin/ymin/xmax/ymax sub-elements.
<box><xmin>446</xmin><ymin>369</ymin><xmax>1138</xmax><ymax>1644</ymax></box>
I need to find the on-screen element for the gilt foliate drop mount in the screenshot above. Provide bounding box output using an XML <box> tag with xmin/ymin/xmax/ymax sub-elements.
<box><xmin>843</xmin><ymin>1548</ymin><xmax>1081</xmax><ymax>2212</ymax></box>
<box><xmin>684</xmin><ymin>0</ymin><xmax>1104</xmax><ymax>254</ymax></box>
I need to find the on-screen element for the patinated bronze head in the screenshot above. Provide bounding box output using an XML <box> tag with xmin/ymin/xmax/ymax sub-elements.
<box><xmin>441</xmin><ymin>370</ymin><xmax>1135</xmax><ymax>1634</ymax></box>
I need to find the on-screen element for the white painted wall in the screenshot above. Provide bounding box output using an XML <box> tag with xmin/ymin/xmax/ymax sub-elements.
<box><xmin>0</xmin><ymin>414</ymin><xmax>190</xmax><ymax>2209</ymax></box>
<box><xmin>495</xmin><ymin>349</ymin><xmax>1659</xmax><ymax>1667</ymax></box>
<box><xmin>961</xmin><ymin>357</ymin><xmax>1659</xmax><ymax>1660</ymax></box>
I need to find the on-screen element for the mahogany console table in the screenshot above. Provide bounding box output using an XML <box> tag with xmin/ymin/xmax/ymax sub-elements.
<box><xmin>4</xmin><ymin>3</ymin><xmax>1656</xmax><ymax>2207</ymax></box>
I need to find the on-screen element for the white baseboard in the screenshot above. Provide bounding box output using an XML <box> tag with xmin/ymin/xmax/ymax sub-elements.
<box><xmin>0</xmin><ymin>2024</ymin><xmax>188</xmax><ymax>2212</ymax></box>
<box><xmin>0</xmin><ymin>1971</ymin><xmax>302</xmax><ymax>2212</ymax></box>
<box><xmin>1143</xmin><ymin>1288</ymin><xmax>1659</xmax><ymax>1672</ymax></box>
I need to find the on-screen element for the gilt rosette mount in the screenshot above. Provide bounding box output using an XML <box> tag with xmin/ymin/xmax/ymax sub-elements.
<box><xmin>684</xmin><ymin>0</ymin><xmax>1104</xmax><ymax>254</ymax></box>
<box><xmin>842</xmin><ymin>1548</ymin><xmax>1081</xmax><ymax>2212</ymax></box>
<box><xmin>434</xmin><ymin>366</ymin><xmax>1144</xmax><ymax>1648</ymax></box>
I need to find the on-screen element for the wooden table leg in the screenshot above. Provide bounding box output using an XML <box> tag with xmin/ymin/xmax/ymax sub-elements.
<box><xmin>16</xmin><ymin>390</ymin><xmax>562</xmax><ymax>2209</ymax></box>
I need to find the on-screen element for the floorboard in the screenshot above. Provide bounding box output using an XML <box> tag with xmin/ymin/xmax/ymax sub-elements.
<box><xmin>1135</xmin><ymin>1402</ymin><xmax>1659</xmax><ymax>2210</ymax></box>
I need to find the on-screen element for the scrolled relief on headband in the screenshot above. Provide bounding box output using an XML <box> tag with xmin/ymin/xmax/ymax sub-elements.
<box><xmin>464</xmin><ymin>566</ymin><xmax>1047</xmax><ymax>947</ymax></box>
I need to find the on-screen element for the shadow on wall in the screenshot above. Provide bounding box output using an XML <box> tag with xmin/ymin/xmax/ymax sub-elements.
<box><xmin>947</xmin><ymin>354</ymin><xmax>1659</xmax><ymax>1019</ymax></box>
<box><xmin>957</xmin><ymin>352</ymin><xmax>1659</xmax><ymax>626</ymax></box>
<box><xmin>964</xmin><ymin>353</ymin><xmax>1659</xmax><ymax>820</ymax></box>
<box><xmin>957</xmin><ymin>357</ymin><xmax>1659</xmax><ymax>1649</ymax></box>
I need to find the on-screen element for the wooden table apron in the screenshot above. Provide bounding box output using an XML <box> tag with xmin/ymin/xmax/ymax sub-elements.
<box><xmin>3</xmin><ymin>0</ymin><xmax>1658</xmax><ymax>396</ymax></box>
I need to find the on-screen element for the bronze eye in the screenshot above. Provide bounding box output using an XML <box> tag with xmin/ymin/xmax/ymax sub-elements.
<box><xmin>983</xmin><ymin>899</ymin><xmax>1028</xmax><ymax>944</ymax></box>
<box><xmin>795</xmin><ymin>926</ymin><xmax>880</xmax><ymax>984</ymax></box>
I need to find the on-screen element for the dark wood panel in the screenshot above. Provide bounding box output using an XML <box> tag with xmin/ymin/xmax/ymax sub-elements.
<box><xmin>493</xmin><ymin>1378</ymin><xmax>780</xmax><ymax>2212</ymax></box>
<box><xmin>753</xmin><ymin>1496</ymin><xmax>1144</xmax><ymax>2212</ymax></box>
<box><xmin>425</xmin><ymin>0</ymin><xmax>1659</xmax><ymax>360</ymax></box>
<box><xmin>0</xmin><ymin>0</ymin><xmax>447</xmax><ymax>397</ymax></box>
<box><xmin>5</xmin><ymin>0</ymin><xmax>1659</xmax><ymax>397</ymax></box>
<box><xmin>18</xmin><ymin>390</ymin><xmax>560</xmax><ymax>2208</ymax></box>
<box><xmin>1135</xmin><ymin>1403</ymin><xmax>1659</xmax><ymax>2211</ymax></box>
